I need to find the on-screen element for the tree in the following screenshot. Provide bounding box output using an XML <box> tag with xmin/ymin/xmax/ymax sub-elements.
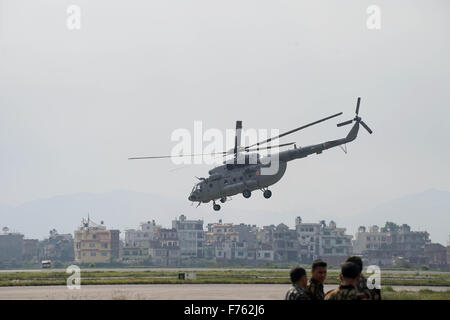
<box><xmin>49</xmin><ymin>229</ymin><xmax>58</xmax><ymax>238</ymax></box>
<box><xmin>381</xmin><ymin>221</ymin><xmax>400</xmax><ymax>233</ymax></box>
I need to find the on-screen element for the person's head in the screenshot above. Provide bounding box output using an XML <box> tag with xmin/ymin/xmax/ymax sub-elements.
<box><xmin>345</xmin><ymin>256</ymin><xmax>363</xmax><ymax>274</ymax></box>
<box><xmin>290</xmin><ymin>266</ymin><xmax>307</xmax><ymax>288</ymax></box>
<box><xmin>311</xmin><ymin>259</ymin><xmax>327</xmax><ymax>283</ymax></box>
<box><xmin>339</xmin><ymin>262</ymin><xmax>361</xmax><ymax>286</ymax></box>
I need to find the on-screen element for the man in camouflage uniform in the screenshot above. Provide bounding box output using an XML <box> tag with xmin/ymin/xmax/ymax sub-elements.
<box><xmin>306</xmin><ymin>259</ymin><xmax>327</xmax><ymax>300</ymax></box>
<box><xmin>345</xmin><ymin>256</ymin><xmax>381</xmax><ymax>300</ymax></box>
<box><xmin>325</xmin><ymin>262</ymin><xmax>369</xmax><ymax>300</ymax></box>
<box><xmin>285</xmin><ymin>266</ymin><xmax>310</xmax><ymax>300</ymax></box>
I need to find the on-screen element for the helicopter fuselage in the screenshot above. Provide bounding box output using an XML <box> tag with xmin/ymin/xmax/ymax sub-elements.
<box><xmin>188</xmin><ymin>120</ymin><xmax>360</xmax><ymax>204</ymax></box>
<box><xmin>188</xmin><ymin>160</ymin><xmax>288</xmax><ymax>203</ymax></box>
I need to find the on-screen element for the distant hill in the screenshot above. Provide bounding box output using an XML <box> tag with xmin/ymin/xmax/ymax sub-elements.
<box><xmin>341</xmin><ymin>188</ymin><xmax>450</xmax><ymax>245</ymax></box>
<box><xmin>0</xmin><ymin>190</ymin><xmax>205</xmax><ymax>239</ymax></box>
<box><xmin>0</xmin><ymin>189</ymin><xmax>448</xmax><ymax>245</ymax></box>
<box><xmin>0</xmin><ymin>190</ymin><xmax>320</xmax><ymax>239</ymax></box>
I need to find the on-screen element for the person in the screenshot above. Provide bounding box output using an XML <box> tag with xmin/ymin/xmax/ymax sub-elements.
<box><xmin>306</xmin><ymin>259</ymin><xmax>327</xmax><ymax>300</ymax></box>
<box><xmin>285</xmin><ymin>266</ymin><xmax>310</xmax><ymax>300</ymax></box>
<box><xmin>345</xmin><ymin>256</ymin><xmax>381</xmax><ymax>300</ymax></box>
<box><xmin>325</xmin><ymin>262</ymin><xmax>369</xmax><ymax>300</ymax></box>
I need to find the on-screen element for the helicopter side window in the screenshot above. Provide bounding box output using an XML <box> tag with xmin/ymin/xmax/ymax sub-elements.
<box><xmin>224</xmin><ymin>179</ymin><xmax>228</xmax><ymax>184</ymax></box>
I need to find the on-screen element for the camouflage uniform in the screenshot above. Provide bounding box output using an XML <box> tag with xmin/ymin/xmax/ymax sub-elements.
<box><xmin>306</xmin><ymin>278</ymin><xmax>325</xmax><ymax>300</ymax></box>
<box><xmin>358</xmin><ymin>275</ymin><xmax>381</xmax><ymax>300</ymax></box>
<box><xmin>324</xmin><ymin>285</ymin><xmax>368</xmax><ymax>300</ymax></box>
<box><xmin>285</xmin><ymin>284</ymin><xmax>310</xmax><ymax>300</ymax></box>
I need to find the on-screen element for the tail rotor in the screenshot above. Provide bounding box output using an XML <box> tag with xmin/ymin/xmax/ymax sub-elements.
<box><xmin>337</xmin><ymin>97</ymin><xmax>373</xmax><ymax>134</ymax></box>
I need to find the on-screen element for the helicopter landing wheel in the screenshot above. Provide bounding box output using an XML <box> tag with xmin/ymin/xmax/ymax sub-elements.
<box><xmin>213</xmin><ymin>204</ymin><xmax>221</xmax><ymax>211</ymax></box>
<box><xmin>220</xmin><ymin>197</ymin><xmax>226</xmax><ymax>203</ymax></box>
<box><xmin>243</xmin><ymin>190</ymin><xmax>251</xmax><ymax>198</ymax></box>
<box><xmin>263</xmin><ymin>190</ymin><xmax>272</xmax><ymax>199</ymax></box>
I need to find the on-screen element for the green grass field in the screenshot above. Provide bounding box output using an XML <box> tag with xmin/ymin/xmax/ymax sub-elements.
<box><xmin>382</xmin><ymin>286</ymin><xmax>450</xmax><ymax>300</ymax></box>
<box><xmin>1</xmin><ymin>269</ymin><xmax>450</xmax><ymax>289</ymax></box>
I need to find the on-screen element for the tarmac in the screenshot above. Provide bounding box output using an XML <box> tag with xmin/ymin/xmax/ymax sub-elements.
<box><xmin>1</xmin><ymin>284</ymin><xmax>449</xmax><ymax>300</ymax></box>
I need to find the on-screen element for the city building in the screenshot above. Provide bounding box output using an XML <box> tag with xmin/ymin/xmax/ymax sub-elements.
<box><xmin>203</xmin><ymin>220</ymin><xmax>260</xmax><ymax>262</ymax></box>
<box><xmin>447</xmin><ymin>236</ymin><xmax>450</xmax><ymax>266</ymax></box>
<box><xmin>295</xmin><ymin>217</ymin><xmax>352</xmax><ymax>265</ymax></box>
<box><xmin>41</xmin><ymin>230</ymin><xmax>74</xmax><ymax>261</ymax></box>
<box><xmin>0</xmin><ymin>231</ymin><xmax>24</xmax><ymax>264</ymax></box>
<box><xmin>23</xmin><ymin>239</ymin><xmax>40</xmax><ymax>261</ymax></box>
<box><xmin>233</xmin><ymin>223</ymin><xmax>258</xmax><ymax>246</ymax></box>
<box><xmin>388</xmin><ymin>224</ymin><xmax>429</xmax><ymax>265</ymax></box>
<box><xmin>272</xmin><ymin>223</ymin><xmax>300</xmax><ymax>262</ymax></box>
<box><xmin>295</xmin><ymin>217</ymin><xmax>321</xmax><ymax>263</ymax></box>
<box><xmin>148</xmin><ymin>228</ymin><xmax>180</xmax><ymax>266</ymax></box>
<box><xmin>214</xmin><ymin>240</ymin><xmax>250</xmax><ymax>260</ymax></box>
<box><xmin>256</xmin><ymin>244</ymin><xmax>275</xmax><ymax>261</ymax></box>
<box><xmin>203</xmin><ymin>243</ymin><xmax>216</xmax><ymax>259</ymax></box>
<box><xmin>206</xmin><ymin>220</ymin><xmax>239</xmax><ymax>243</ymax></box>
<box><xmin>353</xmin><ymin>225</ymin><xmax>394</xmax><ymax>266</ymax></box>
<box><xmin>74</xmin><ymin>217</ymin><xmax>120</xmax><ymax>264</ymax></box>
<box><xmin>353</xmin><ymin>223</ymin><xmax>430</xmax><ymax>267</ymax></box>
<box><xmin>317</xmin><ymin>220</ymin><xmax>353</xmax><ymax>266</ymax></box>
<box><xmin>122</xmin><ymin>221</ymin><xmax>160</xmax><ymax>263</ymax></box>
<box><xmin>172</xmin><ymin>215</ymin><xmax>204</xmax><ymax>258</ymax></box>
<box><xmin>215</xmin><ymin>241</ymin><xmax>233</xmax><ymax>260</ymax></box>
<box><xmin>121</xmin><ymin>241</ymin><xmax>149</xmax><ymax>263</ymax></box>
<box><xmin>424</xmin><ymin>243</ymin><xmax>447</xmax><ymax>267</ymax></box>
<box><xmin>124</xmin><ymin>220</ymin><xmax>158</xmax><ymax>247</ymax></box>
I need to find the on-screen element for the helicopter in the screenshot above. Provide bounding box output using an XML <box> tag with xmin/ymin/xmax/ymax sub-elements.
<box><xmin>129</xmin><ymin>97</ymin><xmax>372</xmax><ymax>211</ymax></box>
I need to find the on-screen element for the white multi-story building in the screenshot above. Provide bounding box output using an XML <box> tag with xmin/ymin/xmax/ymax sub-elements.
<box><xmin>353</xmin><ymin>225</ymin><xmax>390</xmax><ymax>254</ymax></box>
<box><xmin>319</xmin><ymin>220</ymin><xmax>353</xmax><ymax>265</ymax></box>
<box><xmin>353</xmin><ymin>224</ymin><xmax>430</xmax><ymax>267</ymax></box>
<box><xmin>172</xmin><ymin>215</ymin><xmax>204</xmax><ymax>258</ymax></box>
<box><xmin>256</xmin><ymin>244</ymin><xmax>275</xmax><ymax>261</ymax></box>
<box><xmin>124</xmin><ymin>220</ymin><xmax>158</xmax><ymax>247</ymax></box>
<box><xmin>295</xmin><ymin>217</ymin><xmax>321</xmax><ymax>262</ymax></box>
<box><xmin>295</xmin><ymin>217</ymin><xmax>353</xmax><ymax>265</ymax></box>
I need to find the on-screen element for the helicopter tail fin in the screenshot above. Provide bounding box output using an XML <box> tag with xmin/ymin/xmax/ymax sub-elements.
<box><xmin>345</xmin><ymin>122</ymin><xmax>360</xmax><ymax>143</ymax></box>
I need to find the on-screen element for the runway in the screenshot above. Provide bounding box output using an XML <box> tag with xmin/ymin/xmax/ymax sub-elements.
<box><xmin>1</xmin><ymin>284</ymin><xmax>449</xmax><ymax>300</ymax></box>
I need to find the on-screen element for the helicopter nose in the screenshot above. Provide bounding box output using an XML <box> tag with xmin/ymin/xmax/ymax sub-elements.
<box><xmin>188</xmin><ymin>195</ymin><xmax>196</xmax><ymax>201</ymax></box>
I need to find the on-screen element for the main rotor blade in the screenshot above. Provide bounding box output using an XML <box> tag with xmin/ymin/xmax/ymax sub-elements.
<box><xmin>245</xmin><ymin>112</ymin><xmax>343</xmax><ymax>149</ymax></box>
<box><xmin>360</xmin><ymin>120</ymin><xmax>373</xmax><ymax>134</ymax></box>
<box><xmin>337</xmin><ymin>119</ymin><xmax>353</xmax><ymax>127</ymax></box>
<box><xmin>128</xmin><ymin>151</ymin><xmax>227</xmax><ymax>160</ymax></box>
<box><xmin>356</xmin><ymin>97</ymin><xmax>361</xmax><ymax>115</ymax></box>
<box><xmin>245</xmin><ymin>142</ymin><xmax>296</xmax><ymax>152</ymax></box>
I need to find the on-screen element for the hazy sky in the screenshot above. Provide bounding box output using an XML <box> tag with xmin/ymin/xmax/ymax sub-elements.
<box><xmin>1</xmin><ymin>1</ymin><xmax>449</xmax><ymax>222</ymax></box>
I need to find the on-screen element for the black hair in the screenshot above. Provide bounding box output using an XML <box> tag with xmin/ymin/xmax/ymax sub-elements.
<box><xmin>290</xmin><ymin>266</ymin><xmax>306</xmax><ymax>283</ymax></box>
<box><xmin>341</xmin><ymin>262</ymin><xmax>360</xmax><ymax>279</ymax></box>
<box><xmin>345</xmin><ymin>256</ymin><xmax>363</xmax><ymax>273</ymax></box>
<box><xmin>311</xmin><ymin>259</ymin><xmax>327</xmax><ymax>271</ymax></box>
